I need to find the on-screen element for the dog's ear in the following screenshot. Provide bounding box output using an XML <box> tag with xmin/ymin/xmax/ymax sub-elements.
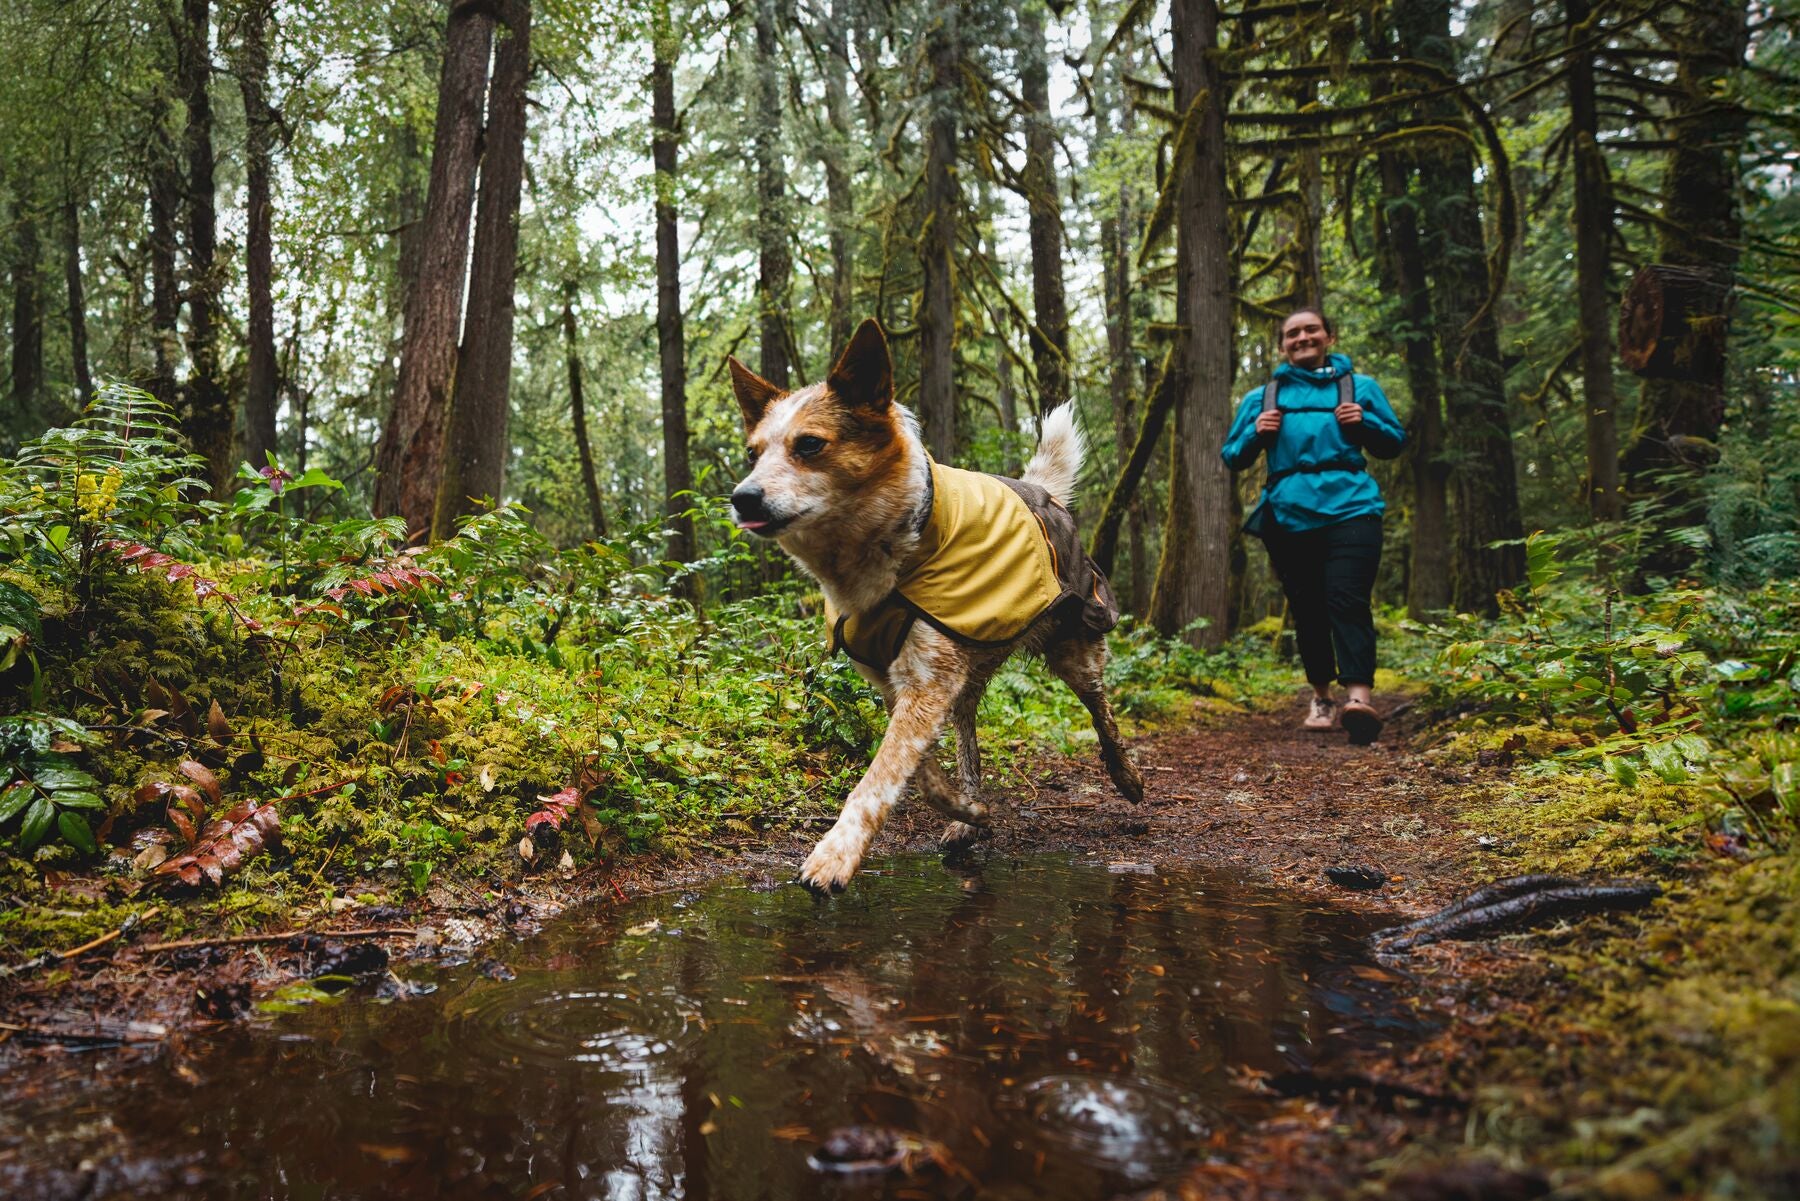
<box><xmin>727</xmin><ymin>357</ymin><xmax>785</xmax><ymax>431</ymax></box>
<box><xmin>827</xmin><ymin>319</ymin><xmax>892</xmax><ymax>412</ymax></box>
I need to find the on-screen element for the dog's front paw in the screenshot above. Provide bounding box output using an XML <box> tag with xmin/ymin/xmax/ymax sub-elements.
<box><xmin>797</xmin><ymin>834</ymin><xmax>862</xmax><ymax>896</ymax></box>
<box><xmin>939</xmin><ymin>820</ymin><xmax>990</xmax><ymax>851</ymax></box>
<box><xmin>1108</xmin><ymin>752</ymin><xmax>1146</xmax><ymax>805</ymax></box>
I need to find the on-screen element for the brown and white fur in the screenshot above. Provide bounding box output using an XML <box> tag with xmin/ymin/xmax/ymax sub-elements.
<box><xmin>728</xmin><ymin>319</ymin><xmax>1145</xmax><ymax>895</ymax></box>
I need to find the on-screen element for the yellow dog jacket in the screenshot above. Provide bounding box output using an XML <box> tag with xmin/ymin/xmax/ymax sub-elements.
<box><xmin>826</xmin><ymin>459</ymin><xmax>1116</xmax><ymax>670</ymax></box>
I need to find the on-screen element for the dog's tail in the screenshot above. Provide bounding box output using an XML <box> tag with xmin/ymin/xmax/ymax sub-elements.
<box><xmin>1020</xmin><ymin>403</ymin><xmax>1085</xmax><ymax>507</ymax></box>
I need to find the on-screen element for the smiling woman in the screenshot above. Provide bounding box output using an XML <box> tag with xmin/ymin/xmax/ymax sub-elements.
<box><xmin>1220</xmin><ymin>308</ymin><xmax>1408</xmax><ymax>746</ymax></box>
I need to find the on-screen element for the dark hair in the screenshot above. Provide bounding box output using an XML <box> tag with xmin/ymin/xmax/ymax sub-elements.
<box><xmin>1279</xmin><ymin>308</ymin><xmax>1334</xmax><ymax>338</ymax></box>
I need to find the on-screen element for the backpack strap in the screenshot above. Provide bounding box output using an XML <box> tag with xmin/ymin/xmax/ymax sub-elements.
<box><xmin>1338</xmin><ymin>373</ymin><xmax>1357</xmax><ymax>410</ymax></box>
<box><xmin>1261</xmin><ymin>379</ymin><xmax>1280</xmax><ymax>414</ymax></box>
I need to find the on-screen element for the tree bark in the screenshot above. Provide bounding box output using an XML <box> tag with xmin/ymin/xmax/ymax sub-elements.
<box><xmin>1620</xmin><ymin>0</ymin><xmax>1749</xmax><ymax>558</ymax></box>
<box><xmin>752</xmin><ymin>0</ymin><xmax>791</xmax><ymax>388</ymax></box>
<box><xmin>238</xmin><ymin>0</ymin><xmax>279</xmax><ymax>472</ymax></box>
<box><xmin>562</xmin><ymin>290</ymin><xmax>606</xmax><ymax>540</ymax></box>
<box><xmin>373</xmin><ymin>0</ymin><xmax>493</xmax><ymax>540</ymax></box>
<box><xmin>822</xmin><ymin>0</ymin><xmax>854</xmax><ymax>353</ymax></box>
<box><xmin>1376</xmin><ymin>148</ymin><xmax>1449</xmax><ymax>616</ymax></box>
<box><xmin>436</xmin><ymin>0</ymin><xmax>531</xmax><ymax>538</ymax></box>
<box><xmin>918</xmin><ymin>2</ymin><xmax>960</xmax><ymax>461</ymax></box>
<box><xmin>1398</xmin><ymin>0</ymin><xmax>1524</xmax><ymax>615</ymax></box>
<box><xmin>1020</xmin><ymin>2</ymin><xmax>1069</xmax><ymax>414</ymax></box>
<box><xmin>61</xmin><ymin>190</ymin><xmax>91</xmax><ymax>407</ymax></box>
<box><xmin>1153</xmin><ymin>0</ymin><xmax>1234</xmax><ymax>648</ymax></box>
<box><xmin>146</xmin><ymin>104</ymin><xmax>181</xmax><ymax>414</ymax></box>
<box><xmin>9</xmin><ymin>198</ymin><xmax>42</xmax><ymax>415</ymax></box>
<box><xmin>1095</xmin><ymin>28</ymin><xmax>1144</xmax><ymax>610</ymax></box>
<box><xmin>177</xmin><ymin>0</ymin><xmax>232</xmax><ymax>494</ymax></box>
<box><xmin>1567</xmin><ymin>0</ymin><xmax>1621</xmax><ymax>522</ymax></box>
<box><xmin>653</xmin><ymin>0</ymin><xmax>693</xmax><ymax>566</ymax></box>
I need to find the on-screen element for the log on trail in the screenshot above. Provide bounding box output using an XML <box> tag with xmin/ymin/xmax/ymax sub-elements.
<box><xmin>1618</xmin><ymin>264</ymin><xmax>1734</xmax><ymax>381</ymax></box>
<box><xmin>1373</xmin><ymin>875</ymin><xmax>1661</xmax><ymax>951</ymax></box>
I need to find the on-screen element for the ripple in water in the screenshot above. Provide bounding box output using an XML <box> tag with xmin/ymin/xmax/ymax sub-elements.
<box><xmin>1020</xmin><ymin>1073</ymin><xmax>1212</xmax><ymax>1180</ymax></box>
<box><xmin>445</xmin><ymin>979</ymin><xmax>695</xmax><ymax>1074</ymax></box>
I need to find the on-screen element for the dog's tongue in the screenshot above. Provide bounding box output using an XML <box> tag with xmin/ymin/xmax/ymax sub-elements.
<box><xmin>735</xmin><ymin>518</ymin><xmax>768</xmax><ymax>531</ymax></box>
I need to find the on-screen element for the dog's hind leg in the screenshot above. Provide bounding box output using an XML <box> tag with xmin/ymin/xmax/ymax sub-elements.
<box><xmin>1046</xmin><ymin>637</ymin><xmax>1146</xmax><ymax>804</ymax></box>
<box><xmin>799</xmin><ymin>631</ymin><xmax>967</xmax><ymax>894</ymax></box>
<box><xmin>939</xmin><ymin>685</ymin><xmax>992</xmax><ymax>849</ymax></box>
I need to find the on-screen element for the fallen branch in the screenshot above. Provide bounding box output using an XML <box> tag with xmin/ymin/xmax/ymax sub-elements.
<box><xmin>0</xmin><ymin>907</ymin><xmax>161</xmax><ymax>980</ymax></box>
<box><xmin>1374</xmin><ymin>875</ymin><xmax>1661</xmax><ymax>951</ymax></box>
<box><xmin>138</xmin><ymin>926</ymin><xmax>415</xmax><ymax>954</ymax></box>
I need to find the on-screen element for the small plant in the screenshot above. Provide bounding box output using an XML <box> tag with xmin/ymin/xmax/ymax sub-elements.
<box><xmin>0</xmin><ymin>382</ymin><xmax>207</xmax><ymax>619</ymax></box>
<box><xmin>0</xmin><ymin>715</ymin><xmax>104</xmax><ymax>855</ymax></box>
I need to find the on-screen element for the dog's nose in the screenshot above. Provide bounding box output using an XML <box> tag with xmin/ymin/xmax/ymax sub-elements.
<box><xmin>731</xmin><ymin>484</ymin><xmax>767</xmax><ymax>520</ymax></box>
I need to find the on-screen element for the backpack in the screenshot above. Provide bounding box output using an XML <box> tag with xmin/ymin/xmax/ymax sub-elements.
<box><xmin>1259</xmin><ymin>373</ymin><xmax>1364</xmax><ymax>486</ymax></box>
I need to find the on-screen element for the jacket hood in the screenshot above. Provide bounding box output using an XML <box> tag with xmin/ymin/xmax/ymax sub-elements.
<box><xmin>1273</xmin><ymin>351</ymin><xmax>1353</xmax><ymax>384</ymax></box>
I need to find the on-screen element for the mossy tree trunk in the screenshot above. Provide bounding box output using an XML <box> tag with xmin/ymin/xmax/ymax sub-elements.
<box><xmin>753</xmin><ymin>0</ymin><xmax>791</xmax><ymax>388</ymax></box>
<box><xmin>1620</xmin><ymin>0</ymin><xmax>1749</xmax><ymax>573</ymax></box>
<box><xmin>177</xmin><ymin>0</ymin><xmax>232</xmax><ymax>495</ymax></box>
<box><xmin>237</xmin><ymin>0</ymin><xmax>280</xmax><ymax>475</ymax></box>
<box><xmin>653</xmin><ymin>0</ymin><xmax>693</xmax><ymax>565</ymax></box>
<box><xmin>1567</xmin><ymin>0</ymin><xmax>1621</xmax><ymax>523</ymax></box>
<box><xmin>1020</xmin><ymin>2</ymin><xmax>1069</xmax><ymax>415</ymax></box>
<box><xmin>919</xmin><ymin>3</ymin><xmax>960</xmax><ymax>461</ymax></box>
<box><xmin>1398</xmin><ymin>0</ymin><xmax>1524</xmax><ymax>615</ymax></box>
<box><xmin>1153</xmin><ymin>0</ymin><xmax>1234</xmax><ymax>648</ymax></box>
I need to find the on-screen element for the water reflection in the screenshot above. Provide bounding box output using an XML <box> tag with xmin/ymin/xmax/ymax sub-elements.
<box><xmin>5</xmin><ymin>854</ymin><xmax>1423</xmax><ymax>1200</ymax></box>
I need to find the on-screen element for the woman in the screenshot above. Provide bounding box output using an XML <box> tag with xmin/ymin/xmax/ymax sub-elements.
<box><xmin>1220</xmin><ymin>308</ymin><xmax>1406</xmax><ymax>744</ymax></box>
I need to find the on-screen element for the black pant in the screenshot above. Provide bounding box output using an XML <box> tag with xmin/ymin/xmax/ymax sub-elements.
<box><xmin>1262</xmin><ymin>514</ymin><xmax>1382</xmax><ymax>688</ymax></box>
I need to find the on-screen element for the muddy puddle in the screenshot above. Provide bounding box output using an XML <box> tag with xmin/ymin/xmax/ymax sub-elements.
<box><xmin>4</xmin><ymin>853</ymin><xmax>1426</xmax><ymax>1199</ymax></box>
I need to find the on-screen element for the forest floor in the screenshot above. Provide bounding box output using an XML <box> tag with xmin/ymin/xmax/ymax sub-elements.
<box><xmin>2</xmin><ymin>688</ymin><xmax>1794</xmax><ymax>1199</ymax></box>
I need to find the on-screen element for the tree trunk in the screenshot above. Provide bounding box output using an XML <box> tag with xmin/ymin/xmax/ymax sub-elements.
<box><xmin>373</xmin><ymin>0</ymin><xmax>493</xmax><ymax>540</ymax></box>
<box><xmin>752</xmin><ymin>0</ymin><xmax>791</xmax><ymax>388</ymax></box>
<box><xmin>436</xmin><ymin>0</ymin><xmax>530</xmax><ymax>538</ymax></box>
<box><xmin>1095</xmin><ymin>32</ymin><xmax>1144</xmax><ymax>610</ymax></box>
<box><xmin>1288</xmin><ymin>77</ymin><xmax>1325</xmax><ymax>308</ymax></box>
<box><xmin>1153</xmin><ymin>0</ymin><xmax>1234</xmax><ymax>648</ymax></box>
<box><xmin>1020</xmin><ymin>3</ymin><xmax>1069</xmax><ymax>415</ymax></box>
<box><xmin>1399</xmin><ymin>0</ymin><xmax>1524</xmax><ymax>615</ymax></box>
<box><xmin>1567</xmin><ymin>0</ymin><xmax>1621</xmax><ymax>522</ymax></box>
<box><xmin>238</xmin><ymin>0</ymin><xmax>279</xmax><ymax>472</ymax></box>
<box><xmin>1377</xmin><ymin>149</ymin><xmax>1449</xmax><ymax>616</ymax></box>
<box><xmin>9</xmin><ymin>198</ymin><xmax>42</xmax><ymax>415</ymax></box>
<box><xmin>146</xmin><ymin>106</ymin><xmax>181</xmax><ymax>414</ymax></box>
<box><xmin>653</xmin><ymin>0</ymin><xmax>693</xmax><ymax>566</ymax></box>
<box><xmin>918</xmin><ymin>3</ymin><xmax>960</xmax><ymax>461</ymax></box>
<box><xmin>822</xmin><ymin>0</ymin><xmax>854</xmax><ymax>353</ymax></box>
<box><xmin>562</xmin><ymin>290</ymin><xmax>606</xmax><ymax>540</ymax></box>
<box><xmin>1621</xmin><ymin>0</ymin><xmax>1749</xmax><ymax>552</ymax></box>
<box><xmin>61</xmin><ymin>190</ymin><xmax>91</xmax><ymax>408</ymax></box>
<box><xmin>178</xmin><ymin>0</ymin><xmax>232</xmax><ymax>494</ymax></box>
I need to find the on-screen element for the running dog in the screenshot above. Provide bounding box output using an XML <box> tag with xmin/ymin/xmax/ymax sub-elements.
<box><xmin>728</xmin><ymin>319</ymin><xmax>1145</xmax><ymax>895</ymax></box>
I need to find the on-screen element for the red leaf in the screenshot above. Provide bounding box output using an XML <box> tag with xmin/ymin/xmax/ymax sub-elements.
<box><xmin>178</xmin><ymin>759</ymin><xmax>221</xmax><ymax>806</ymax></box>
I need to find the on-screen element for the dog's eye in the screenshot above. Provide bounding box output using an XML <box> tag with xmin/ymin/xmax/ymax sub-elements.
<box><xmin>745</xmin><ymin>446</ymin><xmax>759</xmax><ymax>468</ymax></box>
<box><xmin>794</xmin><ymin>435</ymin><xmax>827</xmax><ymax>458</ymax></box>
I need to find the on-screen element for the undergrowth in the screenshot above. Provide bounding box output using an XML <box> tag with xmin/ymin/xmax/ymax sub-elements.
<box><xmin>0</xmin><ymin>384</ymin><xmax>1255</xmax><ymax>958</ymax></box>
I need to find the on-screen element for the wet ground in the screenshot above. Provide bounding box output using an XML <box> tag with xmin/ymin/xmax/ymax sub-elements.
<box><xmin>3</xmin><ymin>851</ymin><xmax>1430</xmax><ymax>1200</ymax></box>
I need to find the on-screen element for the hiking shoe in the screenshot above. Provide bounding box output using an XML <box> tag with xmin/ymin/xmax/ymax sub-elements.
<box><xmin>1302</xmin><ymin>696</ymin><xmax>1337</xmax><ymax>731</ymax></box>
<box><xmin>1341</xmin><ymin>700</ymin><xmax>1385</xmax><ymax>745</ymax></box>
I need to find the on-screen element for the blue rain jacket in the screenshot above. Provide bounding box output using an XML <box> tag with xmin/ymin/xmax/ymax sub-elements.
<box><xmin>1219</xmin><ymin>352</ymin><xmax>1407</xmax><ymax>536</ymax></box>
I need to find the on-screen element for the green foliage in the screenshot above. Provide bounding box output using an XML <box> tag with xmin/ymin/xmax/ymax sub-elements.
<box><xmin>0</xmin><ymin>714</ymin><xmax>104</xmax><ymax>855</ymax></box>
<box><xmin>1416</xmin><ymin>532</ymin><xmax>1800</xmax><ymax>847</ymax></box>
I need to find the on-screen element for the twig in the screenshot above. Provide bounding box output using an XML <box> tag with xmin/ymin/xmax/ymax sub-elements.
<box><xmin>0</xmin><ymin>907</ymin><xmax>161</xmax><ymax>979</ymax></box>
<box><xmin>138</xmin><ymin>926</ymin><xmax>415</xmax><ymax>954</ymax></box>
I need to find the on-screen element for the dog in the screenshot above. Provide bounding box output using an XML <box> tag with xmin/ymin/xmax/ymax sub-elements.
<box><xmin>728</xmin><ymin>319</ymin><xmax>1145</xmax><ymax>894</ymax></box>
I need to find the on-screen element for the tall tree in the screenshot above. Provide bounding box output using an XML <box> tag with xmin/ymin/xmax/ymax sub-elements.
<box><xmin>1019</xmin><ymin>2</ymin><xmax>1069</xmax><ymax>414</ymax></box>
<box><xmin>1150</xmin><ymin>0</ymin><xmax>1234</xmax><ymax>648</ymax></box>
<box><xmin>918</xmin><ymin>2</ymin><xmax>960</xmax><ymax>461</ymax></box>
<box><xmin>562</xmin><ymin>288</ymin><xmax>606</xmax><ymax>539</ymax></box>
<box><xmin>1567</xmin><ymin>0</ymin><xmax>1621</xmax><ymax>522</ymax></box>
<box><xmin>437</xmin><ymin>0</ymin><xmax>532</xmax><ymax>536</ymax></box>
<box><xmin>238</xmin><ymin>0</ymin><xmax>279</xmax><ymax>473</ymax></box>
<box><xmin>1399</xmin><ymin>0</ymin><xmax>1525</xmax><ymax>614</ymax></box>
<box><xmin>176</xmin><ymin>0</ymin><xmax>232</xmax><ymax>493</ymax></box>
<box><xmin>820</xmin><ymin>0</ymin><xmax>855</xmax><ymax>353</ymax></box>
<box><xmin>8</xmin><ymin>193</ymin><xmax>42</xmax><ymax>416</ymax></box>
<box><xmin>1621</xmin><ymin>0</ymin><xmax>1750</xmax><ymax>552</ymax></box>
<box><xmin>653</xmin><ymin>0</ymin><xmax>694</xmax><ymax>566</ymax></box>
<box><xmin>752</xmin><ymin>0</ymin><xmax>791</xmax><ymax>387</ymax></box>
<box><xmin>61</xmin><ymin>179</ymin><xmax>93</xmax><ymax>408</ymax></box>
<box><xmin>145</xmin><ymin>102</ymin><xmax>181</xmax><ymax>415</ymax></box>
<box><xmin>373</xmin><ymin>0</ymin><xmax>493</xmax><ymax>539</ymax></box>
